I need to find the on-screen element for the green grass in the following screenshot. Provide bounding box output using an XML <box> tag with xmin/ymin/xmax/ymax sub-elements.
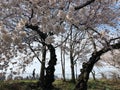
<box><xmin>0</xmin><ymin>79</ymin><xmax>120</xmax><ymax>90</ymax></box>
<box><xmin>53</xmin><ymin>80</ymin><xmax>75</xmax><ymax>90</ymax></box>
<box><xmin>88</xmin><ymin>79</ymin><xmax>120</xmax><ymax>90</ymax></box>
<box><xmin>0</xmin><ymin>80</ymin><xmax>39</xmax><ymax>90</ymax></box>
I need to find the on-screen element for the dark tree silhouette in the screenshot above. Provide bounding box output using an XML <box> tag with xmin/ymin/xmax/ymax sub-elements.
<box><xmin>75</xmin><ymin>42</ymin><xmax>120</xmax><ymax>90</ymax></box>
<box><xmin>26</xmin><ymin>24</ymin><xmax>57</xmax><ymax>90</ymax></box>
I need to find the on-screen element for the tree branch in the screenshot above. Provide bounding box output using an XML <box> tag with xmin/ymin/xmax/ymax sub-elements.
<box><xmin>90</xmin><ymin>42</ymin><xmax>120</xmax><ymax>64</ymax></box>
<box><xmin>109</xmin><ymin>37</ymin><xmax>120</xmax><ymax>43</ymax></box>
<box><xmin>75</xmin><ymin>0</ymin><xmax>95</xmax><ymax>10</ymax></box>
<box><xmin>25</xmin><ymin>24</ymin><xmax>47</xmax><ymax>40</ymax></box>
<box><xmin>28</xmin><ymin>43</ymin><xmax>42</xmax><ymax>63</ymax></box>
<box><xmin>29</xmin><ymin>8</ymin><xmax>34</xmax><ymax>21</ymax></box>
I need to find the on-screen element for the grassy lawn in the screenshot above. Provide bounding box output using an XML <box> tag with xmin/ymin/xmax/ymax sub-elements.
<box><xmin>0</xmin><ymin>79</ymin><xmax>120</xmax><ymax>90</ymax></box>
<box><xmin>88</xmin><ymin>79</ymin><xmax>120</xmax><ymax>90</ymax></box>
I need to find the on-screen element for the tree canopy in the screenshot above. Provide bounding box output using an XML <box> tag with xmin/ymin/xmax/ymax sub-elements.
<box><xmin>0</xmin><ymin>0</ymin><xmax>120</xmax><ymax>90</ymax></box>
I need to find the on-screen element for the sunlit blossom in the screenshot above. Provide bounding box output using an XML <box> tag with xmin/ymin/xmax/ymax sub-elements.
<box><xmin>31</xmin><ymin>17</ymin><xmax>38</xmax><ymax>25</ymax></box>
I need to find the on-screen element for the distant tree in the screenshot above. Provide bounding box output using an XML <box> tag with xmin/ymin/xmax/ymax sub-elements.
<box><xmin>60</xmin><ymin>35</ymin><xmax>66</xmax><ymax>81</ymax></box>
<box><xmin>68</xmin><ymin>26</ymin><xmax>89</xmax><ymax>83</ymax></box>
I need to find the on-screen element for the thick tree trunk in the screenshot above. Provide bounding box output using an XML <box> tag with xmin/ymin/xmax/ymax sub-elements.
<box><xmin>75</xmin><ymin>61</ymin><xmax>94</xmax><ymax>90</ymax></box>
<box><xmin>43</xmin><ymin>44</ymin><xmax>57</xmax><ymax>90</ymax></box>
<box><xmin>75</xmin><ymin>42</ymin><xmax>120</xmax><ymax>90</ymax></box>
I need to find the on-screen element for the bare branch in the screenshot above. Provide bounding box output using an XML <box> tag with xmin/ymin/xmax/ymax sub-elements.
<box><xmin>87</xmin><ymin>30</ymin><xmax>97</xmax><ymax>53</ymax></box>
<box><xmin>109</xmin><ymin>37</ymin><xmax>120</xmax><ymax>43</ymax></box>
<box><xmin>29</xmin><ymin>8</ymin><xmax>34</xmax><ymax>21</ymax></box>
<box><xmin>28</xmin><ymin>43</ymin><xmax>42</xmax><ymax>64</ymax></box>
<box><xmin>88</xmin><ymin>27</ymin><xmax>110</xmax><ymax>47</ymax></box>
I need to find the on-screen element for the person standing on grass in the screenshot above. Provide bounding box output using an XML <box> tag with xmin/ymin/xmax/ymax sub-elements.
<box><xmin>32</xmin><ymin>69</ymin><xmax>36</xmax><ymax>79</ymax></box>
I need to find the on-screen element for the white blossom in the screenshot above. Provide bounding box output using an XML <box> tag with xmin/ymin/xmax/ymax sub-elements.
<box><xmin>42</xmin><ymin>26</ymin><xmax>49</xmax><ymax>33</ymax></box>
<box><xmin>53</xmin><ymin>23</ymin><xmax>61</xmax><ymax>35</ymax></box>
<box><xmin>60</xmin><ymin>26</ymin><xmax>65</xmax><ymax>34</ymax></box>
<box><xmin>19</xmin><ymin>31</ymin><xmax>27</xmax><ymax>37</ymax></box>
<box><xmin>16</xmin><ymin>19</ymin><xmax>26</xmax><ymax>30</ymax></box>
<box><xmin>31</xmin><ymin>17</ymin><xmax>38</xmax><ymax>25</ymax></box>
<box><xmin>13</xmin><ymin>36</ymin><xmax>21</xmax><ymax>45</ymax></box>
<box><xmin>41</xmin><ymin>16</ymin><xmax>48</xmax><ymax>24</ymax></box>
<box><xmin>29</xmin><ymin>0</ymin><xmax>39</xmax><ymax>4</ymax></box>
<box><xmin>69</xmin><ymin>4</ymin><xmax>75</xmax><ymax>12</ymax></box>
<box><xmin>1</xmin><ymin>29</ymin><xmax>9</xmax><ymax>34</ymax></box>
<box><xmin>0</xmin><ymin>21</ymin><xmax>3</xmax><ymax>30</ymax></box>
<box><xmin>13</xmin><ymin>30</ymin><xmax>18</xmax><ymax>34</ymax></box>
<box><xmin>2</xmin><ymin>33</ymin><xmax>13</xmax><ymax>43</ymax></box>
<box><xmin>45</xmin><ymin>36</ymin><xmax>55</xmax><ymax>44</ymax></box>
<box><xmin>47</xmin><ymin>23</ymin><xmax>54</xmax><ymax>31</ymax></box>
<box><xmin>57</xmin><ymin>10</ymin><xmax>66</xmax><ymax>19</ymax></box>
<box><xmin>66</xmin><ymin>11</ymin><xmax>73</xmax><ymax>21</ymax></box>
<box><xmin>20</xmin><ymin>19</ymin><xmax>27</xmax><ymax>26</ymax></box>
<box><xmin>49</xmin><ymin>0</ymin><xmax>56</xmax><ymax>5</ymax></box>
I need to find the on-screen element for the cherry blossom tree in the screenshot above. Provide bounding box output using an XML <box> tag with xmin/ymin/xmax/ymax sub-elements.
<box><xmin>0</xmin><ymin>0</ymin><xmax>120</xmax><ymax>90</ymax></box>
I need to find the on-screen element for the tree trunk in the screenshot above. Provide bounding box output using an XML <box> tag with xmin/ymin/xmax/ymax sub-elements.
<box><xmin>25</xmin><ymin>24</ymin><xmax>57</xmax><ymax>89</ymax></box>
<box><xmin>70</xmin><ymin>27</ymin><xmax>75</xmax><ymax>83</ymax></box>
<box><xmin>91</xmin><ymin>70</ymin><xmax>96</xmax><ymax>81</ymax></box>
<box><xmin>75</xmin><ymin>62</ymin><xmax>78</xmax><ymax>79</ymax></box>
<box><xmin>74</xmin><ymin>55</ymin><xmax>99</xmax><ymax>90</ymax></box>
<box><xmin>39</xmin><ymin>45</ymin><xmax>46</xmax><ymax>87</ymax></box>
<box><xmin>43</xmin><ymin>44</ymin><xmax>57</xmax><ymax>90</ymax></box>
<box><xmin>61</xmin><ymin>45</ymin><xmax>66</xmax><ymax>81</ymax></box>
<box><xmin>75</xmin><ymin>42</ymin><xmax>120</xmax><ymax>90</ymax></box>
<box><xmin>70</xmin><ymin>48</ymin><xmax>75</xmax><ymax>83</ymax></box>
<box><xmin>63</xmin><ymin>49</ymin><xmax>66</xmax><ymax>81</ymax></box>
